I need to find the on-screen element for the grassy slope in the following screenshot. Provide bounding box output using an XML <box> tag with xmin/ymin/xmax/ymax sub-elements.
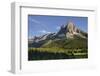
<box><xmin>28</xmin><ymin>38</ymin><xmax>88</xmax><ymax>60</ymax></box>
<box><xmin>42</xmin><ymin>38</ymin><xmax>87</xmax><ymax>49</ymax></box>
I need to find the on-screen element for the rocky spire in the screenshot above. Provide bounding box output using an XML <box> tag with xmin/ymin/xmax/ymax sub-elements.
<box><xmin>67</xmin><ymin>22</ymin><xmax>75</xmax><ymax>34</ymax></box>
<box><xmin>65</xmin><ymin>21</ymin><xmax>80</xmax><ymax>38</ymax></box>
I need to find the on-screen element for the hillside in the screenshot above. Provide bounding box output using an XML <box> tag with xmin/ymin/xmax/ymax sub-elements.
<box><xmin>28</xmin><ymin>21</ymin><xmax>88</xmax><ymax>60</ymax></box>
<box><xmin>42</xmin><ymin>37</ymin><xmax>87</xmax><ymax>49</ymax></box>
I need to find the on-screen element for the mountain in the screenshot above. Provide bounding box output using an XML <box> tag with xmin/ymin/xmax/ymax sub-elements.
<box><xmin>56</xmin><ymin>22</ymin><xmax>87</xmax><ymax>39</ymax></box>
<box><xmin>28</xmin><ymin>21</ymin><xmax>88</xmax><ymax>49</ymax></box>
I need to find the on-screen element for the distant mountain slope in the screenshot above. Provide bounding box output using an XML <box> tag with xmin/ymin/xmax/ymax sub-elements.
<box><xmin>28</xmin><ymin>21</ymin><xmax>88</xmax><ymax>49</ymax></box>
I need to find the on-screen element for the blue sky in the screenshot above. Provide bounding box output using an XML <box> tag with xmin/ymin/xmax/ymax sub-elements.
<box><xmin>28</xmin><ymin>15</ymin><xmax>88</xmax><ymax>38</ymax></box>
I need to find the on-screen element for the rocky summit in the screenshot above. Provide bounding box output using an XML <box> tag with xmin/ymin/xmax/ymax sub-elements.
<box><xmin>28</xmin><ymin>21</ymin><xmax>88</xmax><ymax>48</ymax></box>
<box><xmin>56</xmin><ymin>21</ymin><xmax>87</xmax><ymax>39</ymax></box>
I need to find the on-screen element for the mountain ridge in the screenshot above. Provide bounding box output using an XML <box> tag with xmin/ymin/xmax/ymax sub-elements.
<box><xmin>28</xmin><ymin>21</ymin><xmax>88</xmax><ymax>48</ymax></box>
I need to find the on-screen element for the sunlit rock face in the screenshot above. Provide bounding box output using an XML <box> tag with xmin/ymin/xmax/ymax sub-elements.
<box><xmin>66</xmin><ymin>22</ymin><xmax>81</xmax><ymax>38</ymax></box>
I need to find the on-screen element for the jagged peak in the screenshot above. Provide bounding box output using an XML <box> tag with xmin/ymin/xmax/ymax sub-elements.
<box><xmin>29</xmin><ymin>21</ymin><xmax>87</xmax><ymax>43</ymax></box>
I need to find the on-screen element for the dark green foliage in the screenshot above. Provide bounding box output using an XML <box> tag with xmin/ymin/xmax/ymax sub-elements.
<box><xmin>28</xmin><ymin>48</ymin><xmax>88</xmax><ymax>60</ymax></box>
<box><xmin>28</xmin><ymin>36</ymin><xmax>88</xmax><ymax>60</ymax></box>
<box><xmin>28</xmin><ymin>51</ymin><xmax>69</xmax><ymax>60</ymax></box>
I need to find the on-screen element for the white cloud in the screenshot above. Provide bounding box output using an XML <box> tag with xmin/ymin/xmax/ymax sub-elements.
<box><xmin>30</xmin><ymin>18</ymin><xmax>49</xmax><ymax>30</ymax></box>
<box><xmin>39</xmin><ymin>30</ymin><xmax>51</xmax><ymax>34</ymax></box>
<box><xmin>56</xmin><ymin>26</ymin><xmax>61</xmax><ymax>30</ymax></box>
<box><xmin>31</xmin><ymin>19</ymin><xmax>41</xmax><ymax>24</ymax></box>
